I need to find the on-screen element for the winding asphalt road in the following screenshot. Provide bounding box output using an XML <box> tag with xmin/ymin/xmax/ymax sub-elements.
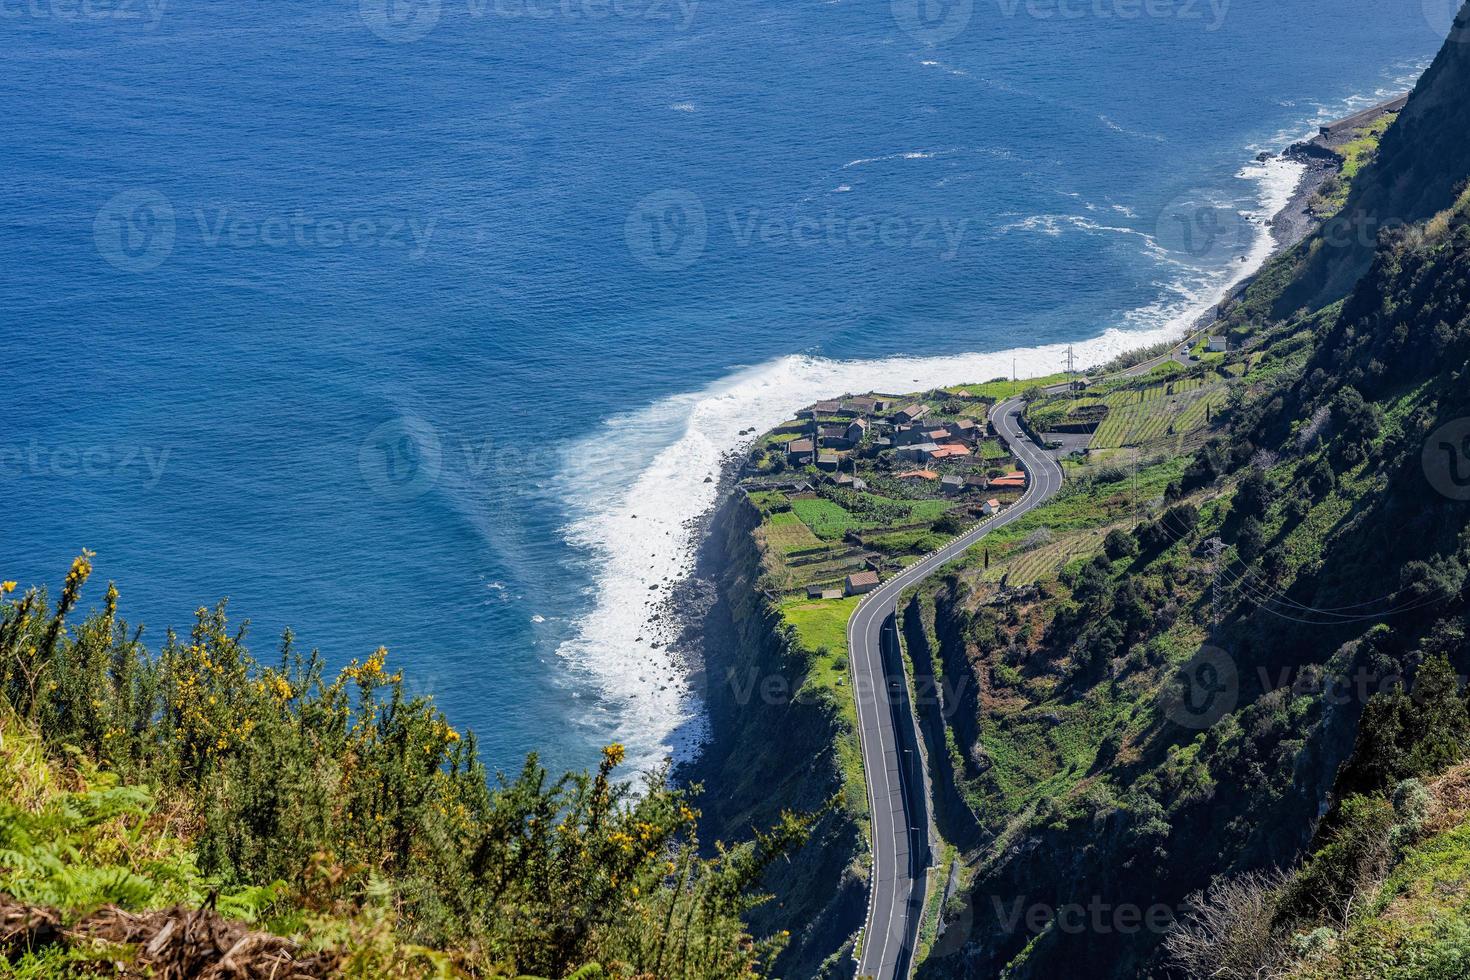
<box><xmin>849</xmin><ymin>395</ymin><xmax>1066</xmax><ymax>980</ymax></box>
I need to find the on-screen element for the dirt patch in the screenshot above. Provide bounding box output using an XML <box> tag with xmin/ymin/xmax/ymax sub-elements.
<box><xmin>1425</xmin><ymin>760</ymin><xmax>1470</xmax><ymax>835</ymax></box>
<box><xmin>1</xmin><ymin>894</ymin><xmax>339</xmax><ymax>978</ymax></box>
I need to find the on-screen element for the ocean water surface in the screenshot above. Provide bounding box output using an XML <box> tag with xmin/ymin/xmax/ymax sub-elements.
<box><xmin>0</xmin><ymin>0</ymin><xmax>1449</xmax><ymax>775</ymax></box>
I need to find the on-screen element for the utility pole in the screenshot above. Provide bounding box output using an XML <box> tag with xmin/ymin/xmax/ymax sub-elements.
<box><xmin>1131</xmin><ymin>448</ymin><xmax>1139</xmax><ymax>514</ymax></box>
<box><xmin>1205</xmin><ymin>537</ymin><xmax>1227</xmax><ymax>633</ymax></box>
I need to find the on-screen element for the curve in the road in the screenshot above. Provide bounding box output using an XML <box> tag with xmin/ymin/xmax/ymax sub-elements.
<box><xmin>849</xmin><ymin>395</ymin><xmax>1065</xmax><ymax>980</ymax></box>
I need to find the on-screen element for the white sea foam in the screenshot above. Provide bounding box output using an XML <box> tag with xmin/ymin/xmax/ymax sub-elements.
<box><xmin>1097</xmin><ymin>114</ymin><xmax>1167</xmax><ymax>143</ymax></box>
<box><xmin>842</xmin><ymin>149</ymin><xmax>947</xmax><ymax>168</ymax></box>
<box><xmin>554</xmin><ymin>152</ymin><xmax>1304</xmax><ymax>775</ymax></box>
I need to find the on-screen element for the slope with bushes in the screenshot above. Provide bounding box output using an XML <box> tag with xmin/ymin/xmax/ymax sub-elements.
<box><xmin>0</xmin><ymin>561</ymin><xmax>812</xmax><ymax>978</ymax></box>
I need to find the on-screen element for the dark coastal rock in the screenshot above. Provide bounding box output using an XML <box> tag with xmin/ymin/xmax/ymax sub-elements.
<box><xmin>1256</xmin><ymin>150</ymin><xmax>1276</xmax><ymax>162</ymax></box>
<box><xmin>1284</xmin><ymin>138</ymin><xmax>1338</xmax><ymax>164</ymax></box>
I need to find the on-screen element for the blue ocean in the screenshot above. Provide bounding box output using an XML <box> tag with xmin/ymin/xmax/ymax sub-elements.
<box><xmin>0</xmin><ymin>0</ymin><xmax>1447</xmax><ymax>776</ymax></box>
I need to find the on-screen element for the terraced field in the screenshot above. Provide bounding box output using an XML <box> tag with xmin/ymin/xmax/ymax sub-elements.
<box><xmin>1091</xmin><ymin>387</ymin><xmax>1218</xmax><ymax>449</ymax></box>
<box><xmin>761</xmin><ymin>510</ymin><xmax>824</xmax><ymax>554</ymax></box>
<box><xmin>979</xmin><ymin>523</ymin><xmax>1128</xmax><ymax>585</ymax></box>
<box><xmin>1030</xmin><ymin>369</ymin><xmax>1234</xmax><ymax>453</ymax></box>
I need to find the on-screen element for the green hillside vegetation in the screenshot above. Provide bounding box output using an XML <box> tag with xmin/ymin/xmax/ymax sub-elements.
<box><xmin>0</xmin><ymin>564</ymin><xmax>814</xmax><ymax>978</ymax></box>
<box><xmin>1311</xmin><ymin>112</ymin><xmax>1397</xmax><ymax>219</ymax></box>
<box><xmin>903</xmin><ymin>28</ymin><xmax>1470</xmax><ymax>974</ymax></box>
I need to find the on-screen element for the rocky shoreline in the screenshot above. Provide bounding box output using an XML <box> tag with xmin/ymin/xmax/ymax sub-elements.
<box><xmin>1270</xmin><ymin>92</ymin><xmax>1410</xmax><ymax>249</ymax></box>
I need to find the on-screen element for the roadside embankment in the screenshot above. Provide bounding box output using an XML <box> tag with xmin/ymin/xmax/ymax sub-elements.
<box><xmin>679</xmin><ymin>488</ymin><xmax>869</xmax><ymax>979</ymax></box>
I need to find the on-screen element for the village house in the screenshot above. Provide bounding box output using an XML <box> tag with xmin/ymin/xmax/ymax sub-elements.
<box><xmin>816</xmin><ymin>451</ymin><xmax>841</xmax><ymax>472</ymax></box>
<box><xmin>893</xmin><ymin>426</ymin><xmax>932</xmax><ymax>447</ymax></box>
<box><xmin>1207</xmin><ymin>336</ymin><xmax>1229</xmax><ymax>353</ymax></box>
<box><xmin>806</xmin><ymin>584</ymin><xmax>844</xmax><ymax>600</ymax></box>
<box><xmin>845</xmin><ymin>571</ymin><xmax>881</xmax><ymax>596</ymax></box>
<box><xmin>812</xmin><ymin>400</ymin><xmax>844</xmax><ymax>415</ymax></box>
<box><xmin>964</xmin><ymin>473</ymin><xmax>988</xmax><ymax>490</ymax></box>
<box><xmin>981</xmin><ymin>498</ymin><xmax>1002</xmax><ymax>516</ymax></box>
<box><xmin>941</xmin><ymin>474</ymin><xmax>965</xmax><ymax>495</ymax></box>
<box><xmin>893</xmin><ymin>404</ymin><xmax>929</xmax><ymax>425</ymax></box>
<box><xmin>948</xmin><ymin>418</ymin><xmax>982</xmax><ymax>443</ymax></box>
<box><xmin>924</xmin><ymin>443</ymin><xmax>971</xmax><ymax>462</ymax></box>
<box><xmin>896</xmin><ymin>442</ymin><xmax>941</xmax><ymax>463</ymax></box>
<box><xmin>989</xmin><ymin>471</ymin><xmax>1026</xmax><ymax>490</ymax></box>
<box><xmin>786</xmin><ymin>438</ymin><xmax>815</xmax><ymax>464</ymax></box>
<box><xmin>844</xmin><ymin>417</ymin><xmax>869</xmax><ymax>444</ymax></box>
<box><xmin>847</xmin><ymin>396</ymin><xmax>893</xmax><ymax>415</ymax></box>
<box><xmin>832</xmin><ymin>472</ymin><xmax>868</xmax><ymax>491</ymax></box>
<box><xmin>818</xmin><ymin>424</ymin><xmax>850</xmax><ymax>447</ymax></box>
<box><xmin>896</xmin><ymin>469</ymin><xmax>939</xmax><ymax>482</ymax></box>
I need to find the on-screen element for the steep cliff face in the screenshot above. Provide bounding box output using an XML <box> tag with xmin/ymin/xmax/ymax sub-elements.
<box><xmin>899</xmin><ymin>588</ymin><xmax>985</xmax><ymax>853</ymax></box>
<box><xmin>1278</xmin><ymin>0</ymin><xmax>1470</xmax><ymax>312</ymax></box>
<box><xmin>687</xmin><ymin>493</ymin><xmax>867</xmax><ymax>979</ymax></box>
